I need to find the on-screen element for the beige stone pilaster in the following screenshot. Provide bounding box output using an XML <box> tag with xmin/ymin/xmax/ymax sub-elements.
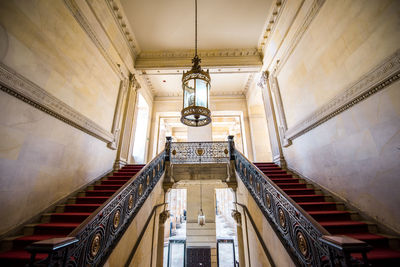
<box><xmin>258</xmin><ymin>71</ymin><xmax>286</xmax><ymax>167</ymax></box>
<box><xmin>156</xmin><ymin>210</ymin><xmax>169</xmax><ymax>267</ymax></box>
<box><xmin>232</xmin><ymin>210</ymin><xmax>246</xmax><ymax>267</ymax></box>
<box><xmin>113</xmin><ymin>74</ymin><xmax>140</xmax><ymax>169</ymax></box>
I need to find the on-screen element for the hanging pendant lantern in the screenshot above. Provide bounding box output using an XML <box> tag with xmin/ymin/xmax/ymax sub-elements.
<box><xmin>181</xmin><ymin>0</ymin><xmax>211</xmax><ymax>127</ymax></box>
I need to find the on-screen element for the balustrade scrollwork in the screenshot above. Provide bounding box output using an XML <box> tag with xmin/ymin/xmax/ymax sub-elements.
<box><xmin>170</xmin><ymin>141</ymin><xmax>230</xmax><ymax>164</ymax></box>
<box><xmin>28</xmin><ymin>151</ymin><xmax>166</xmax><ymax>267</ymax></box>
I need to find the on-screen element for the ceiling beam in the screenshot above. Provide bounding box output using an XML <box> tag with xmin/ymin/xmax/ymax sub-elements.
<box><xmin>135</xmin><ymin>48</ymin><xmax>262</xmax><ymax>72</ymax></box>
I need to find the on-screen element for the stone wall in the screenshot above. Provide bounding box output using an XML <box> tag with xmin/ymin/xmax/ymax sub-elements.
<box><xmin>262</xmin><ymin>0</ymin><xmax>400</xmax><ymax>232</ymax></box>
<box><xmin>0</xmin><ymin>0</ymin><xmax>135</xmax><ymax>235</ymax></box>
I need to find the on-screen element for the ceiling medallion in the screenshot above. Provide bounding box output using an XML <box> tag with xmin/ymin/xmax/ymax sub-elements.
<box><xmin>180</xmin><ymin>0</ymin><xmax>211</xmax><ymax>127</ymax></box>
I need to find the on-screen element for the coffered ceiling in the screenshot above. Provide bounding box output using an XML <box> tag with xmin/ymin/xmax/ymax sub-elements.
<box><xmin>120</xmin><ymin>0</ymin><xmax>274</xmax><ymax>97</ymax></box>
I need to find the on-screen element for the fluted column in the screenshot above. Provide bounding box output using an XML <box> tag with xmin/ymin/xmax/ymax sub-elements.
<box><xmin>232</xmin><ymin>210</ymin><xmax>245</xmax><ymax>267</ymax></box>
<box><xmin>156</xmin><ymin>210</ymin><xmax>170</xmax><ymax>267</ymax></box>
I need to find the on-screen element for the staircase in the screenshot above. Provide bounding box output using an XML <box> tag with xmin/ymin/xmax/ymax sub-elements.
<box><xmin>0</xmin><ymin>164</ymin><xmax>145</xmax><ymax>267</ymax></box>
<box><xmin>254</xmin><ymin>162</ymin><xmax>400</xmax><ymax>267</ymax></box>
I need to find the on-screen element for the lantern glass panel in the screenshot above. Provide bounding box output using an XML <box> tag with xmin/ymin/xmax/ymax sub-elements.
<box><xmin>183</xmin><ymin>81</ymin><xmax>195</xmax><ymax>108</ymax></box>
<box><xmin>195</xmin><ymin>78</ymin><xmax>208</xmax><ymax>108</ymax></box>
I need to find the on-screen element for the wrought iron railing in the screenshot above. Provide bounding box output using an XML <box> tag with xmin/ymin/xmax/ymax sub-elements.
<box><xmin>169</xmin><ymin>141</ymin><xmax>230</xmax><ymax>164</ymax></box>
<box><xmin>233</xmin><ymin>147</ymin><xmax>370</xmax><ymax>267</ymax></box>
<box><xmin>28</xmin><ymin>150</ymin><xmax>166</xmax><ymax>267</ymax></box>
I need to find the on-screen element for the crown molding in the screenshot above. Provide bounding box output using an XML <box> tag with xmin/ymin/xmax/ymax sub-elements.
<box><xmin>0</xmin><ymin>62</ymin><xmax>115</xmax><ymax>145</ymax></box>
<box><xmin>257</xmin><ymin>0</ymin><xmax>286</xmax><ymax>53</ymax></box>
<box><xmin>104</xmin><ymin>0</ymin><xmax>141</xmax><ymax>58</ymax></box>
<box><xmin>285</xmin><ymin>49</ymin><xmax>400</xmax><ymax>141</ymax></box>
<box><xmin>135</xmin><ymin>48</ymin><xmax>262</xmax><ymax>70</ymax></box>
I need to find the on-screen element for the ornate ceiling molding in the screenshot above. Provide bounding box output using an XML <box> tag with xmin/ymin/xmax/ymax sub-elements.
<box><xmin>104</xmin><ymin>0</ymin><xmax>141</xmax><ymax>58</ymax></box>
<box><xmin>285</xmin><ymin>49</ymin><xmax>400</xmax><ymax>141</ymax></box>
<box><xmin>64</xmin><ymin>0</ymin><xmax>126</xmax><ymax>79</ymax></box>
<box><xmin>257</xmin><ymin>0</ymin><xmax>286</xmax><ymax>53</ymax></box>
<box><xmin>0</xmin><ymin>63</ymin><xmax>115</xmax><ymax>145</ymax></box>
<box><xmin>135</xmin><ymin>48</ymin><xmax>263</xmax><ymax>70</ymax></box>
<box><xmin>243</xmin><ymin>74</ymin><xmax>255</xmax><ymax>95</ymax></box>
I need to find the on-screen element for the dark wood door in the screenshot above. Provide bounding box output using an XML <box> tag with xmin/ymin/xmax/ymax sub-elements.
<box><xmin>186</xmin><ymin>247</ymin><xmax>211</xmax><ymax>267</ymax></box>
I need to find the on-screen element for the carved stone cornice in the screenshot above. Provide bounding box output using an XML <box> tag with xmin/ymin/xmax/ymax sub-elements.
<box><xmin>258</xmin><ymin>0</ymin><xmax>286</xmax><ymax>53</ymax></box>
<box><xmin>135</xmin><ymin>48</ymin><xmax>262</xmax><ymax>70</ymax></box>
<box><xmin>64</xmin><ymin>0</ymin><xmax>126</xmax><ymax>79</ymax></box>
<box><xmin>0</xmin><ymin>63</ymin><xmax>115</xmax><ymax>144</ymax></box>
<box><xmin>104</xmin><ymin>0</ymin><xmax>140</xmax><ymax>58</ymax></box>
<box><xmin>285</xmin><ymin>49</ymin><xmax>400</xmax><ymax>141</ymax></box>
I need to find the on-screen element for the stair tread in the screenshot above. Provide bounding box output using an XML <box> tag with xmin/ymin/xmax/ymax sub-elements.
<box><xmin>308</xmin><ymin>210</ymin><xmax>349</xmax><ymax>214</ymax></box>
<box><xmin>319</xmin><ymin>221</ymin><xmax>367</xmax><ymax>226</ymax></box>
<box><xmin>354</xmin><ymin>248</ymin><xmax>400</xmax><ymax>259</ymax></box>
<box><xmin>15</xmin><ymin>234</ymin><xmax>64</xmax><ymax>241</ymax></box>
<box><xmin>345</xmin><ymin>233</ymin><xmax>387</xmax><ymax>241</ymax></box>
<box><xmin>297</xmin><ymin>201</ymin><xmax>336</xmax><ymax>205</ymax></box>
<box><xmin>36</xmin><ymin>222</ymin><xmax>80</xmax><ymax>227</ymax></box>
<box><xmin>0</xmin><ymin>250</ymin><xmax>47</xmax><ymax>259</ymax></box>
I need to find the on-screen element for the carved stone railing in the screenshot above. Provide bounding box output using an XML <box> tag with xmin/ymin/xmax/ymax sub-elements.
<box><xmin>27</xmin><ymin>150</ymin><xmax>166</xmax><ymax>267</ymax></box>
<box><xmin>169</xmin><ymin>140</ymin><xmax>230</xmax><ymax>164</ymax></box>
<box><xmin>232</xmin><ymin>146</ymin><xmax>370</xmax><ymax>266</ymax></box>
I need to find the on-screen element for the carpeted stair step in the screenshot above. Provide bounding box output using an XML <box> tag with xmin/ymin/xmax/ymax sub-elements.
<box><xmin>274</xmin><ymin>183</ymin><xmax>307</xmax><ymax>189</ymax></box>
<box><xmin>106</xmin><ymin>176</ymin><xmax>132</xmax><ymax>180</ymax></box>
<box><xmin>93</xmin><ymin>185</ymin><xmax>121</xmax><ymax>190</ymax></box>
<box><xmin>281</xmin><ymin>188</ymin><xmax>316</xmax><ymax>195</ymax></box>
<box><xmin>297</xmin><ymin>202</ymin><xmax>338</xmax><ymax>211</ymax></box>
<box><xmin>85</xmin><ymin>190</ymin><xmax>116</xmax><ymax>197</ymax></box>
<box><xmin>319</xmin><ymin>221</ymin><xmax>369</xmax><ymax>234</ymax></box>
<box><xmin>50</xmin><ymin>213</ymin><xmax>91</xmax><ymax>223</ymax></box>
<box><xmin>64</xmin><ymin>204</ymin><xmax>102</xmax><ymax>213</ymax></box>
<box><xmin>346</xmin><ymin>233</ymin><xmax>390</xmax><ymax>248</ymax></box>
<box><xmin>353</xmin><ymin>248</ymin><xmax>400</xmax><ymax>267</ymax></box>
<box><xmin>289</xmin><ymin>194</ymin><xmax>326</xmax><ymax>203</ymax></box>
<box><xmin>308</xmin><ymin>210</ymin><xmax>351</xmax><ymax>221</ymax></box>
<box><xmin>34</xmin><ymin>223</ymin><xmax>81</xmax><ymax>235</ymax></box>
<box><xmin>0</xmin><ymin>250</ymin><xmax>48</xmax><ymax>267</ymax></box>
<box><xmin>266</xmin><ymin>174</ymin><xmax>293</xmax><ymax>178</ymax></box>
<box><xmin>270</xmin><ymin>178</ymin><xmax>300</xmax><ymax>183</ymax></box>
<box><xmin>75</xmin><ymin>196</ymin><xmax>109</xmax><ymax>204</ymax></box>
<box><xmin>12</xmin><ymin>235</ymin><xmax>64</xmax><ymax>250</ymax></box>
<box><xmin>101</xmin><ymin>180</ymin><xmax>128</xmax><ymax>185</ymax></box>
<box><xmin>112</xmin><ymin>172</ymin><xmax>138</xmax><ymax>176</ymax></box>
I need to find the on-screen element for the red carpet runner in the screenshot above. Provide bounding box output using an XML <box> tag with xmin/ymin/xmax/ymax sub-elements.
<box><xmin>0</xmin><ymin>164</ymin><xmax>144</xmax><ymax>267</ymax></box>
<box><xmin>254</xmin><ymin>162</ymin><xmax>400</xmax><ymax>267</ymax></box>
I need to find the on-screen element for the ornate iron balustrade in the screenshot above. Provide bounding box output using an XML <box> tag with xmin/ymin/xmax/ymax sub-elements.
<box><xmin>233</xmin><ymin>148</ymin><xmax>370</xmax><ymax>267</ymax></box>
<box><xmin>169</xmin><ymin>141</ymin><xmax>230</xmax><ymax>164</ymax></box>
<box><xmin>28</xmin><ymin>151</ymin><xmax>166</xmax><ymax>267</ymax></box>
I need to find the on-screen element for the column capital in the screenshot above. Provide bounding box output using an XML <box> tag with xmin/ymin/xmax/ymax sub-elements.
<box><xmin>257</xmin><ymin>70</ymin><xmax>269</xmax><ymax>88</ymax></box>
<box><xmin>159</xmin><ymin>210</ymin><xmax>170</xmax><ymax>225</ymax></box>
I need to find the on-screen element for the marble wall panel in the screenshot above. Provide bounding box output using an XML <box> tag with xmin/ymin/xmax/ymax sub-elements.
<box><xmin>0</xmin><ymin>90</ymin><xmax>116</xmax><ymax>235</ymax></box>
<box><xmin>283</xmin><ymin>82</ymin><xmax>400</xmax><ymax>232</ymax></box>
<box><xmin>0</xmin><ymin>0</ymin><xmax>120</xmax><ymax>131</ymax></box>
<box><xmin>278</xmin><ymin>0</ymin><xmax>400</xmax><ymax>128</ymax></box>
